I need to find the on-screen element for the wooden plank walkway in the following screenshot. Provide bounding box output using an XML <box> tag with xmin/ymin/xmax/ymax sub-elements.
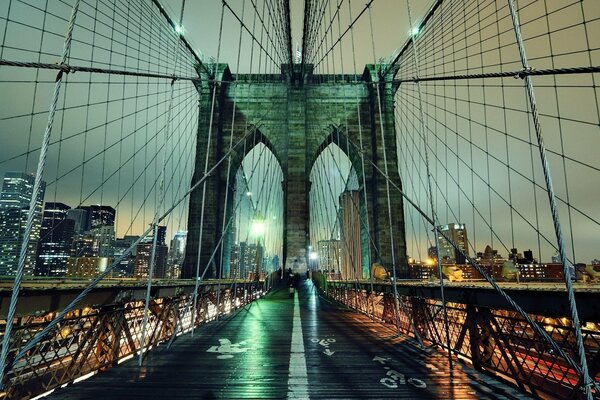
<box><xmin>47</xmin><ymin>279</ymin><xmax>528</xmax><ymax>399</ymax></box>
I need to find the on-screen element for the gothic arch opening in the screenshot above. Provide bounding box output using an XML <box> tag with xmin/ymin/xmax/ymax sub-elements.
<box><xmin>229</xmin><ymin>143</ymin><xmax>284</xmax><ymax>279</ymax></box>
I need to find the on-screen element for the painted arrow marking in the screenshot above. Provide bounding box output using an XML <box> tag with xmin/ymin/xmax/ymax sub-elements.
<box><xmin>323</xmin><ymin>348</ymin><xmax>335</xmax><ymax>356</ymax></box>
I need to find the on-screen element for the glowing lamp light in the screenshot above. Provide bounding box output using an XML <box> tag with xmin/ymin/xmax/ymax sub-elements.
<box><xmin>425</xmin><ymin>258</ymin><xmax>434</xmax><ymax>266</ymax></box>
<box><xmin>60</xmin><ymin>327</ymin><xmax>71</xmax><ymax>338</ymax></box>
<box><xmin>175</xmin><ymin>24</ymin><xmax>184</xmax><ymax>35</ymax></box>
<box><xmin>246</xmin><ymin>191</ymin><xmax>252</xmax><ymax>196</ymax></box>
<box><xmin>251</xmin><ymin>219</ymin><xmax>266</xmax><ymax>237</ymax></box>
<box><xmin>309</xmin><ymin>251</ymin><xmax>318</xmax><ymax>261</ymax></box>
<box><xmin>411</xmin><ymin>26</ymin><xmax>420</xmax><ymax>37</ymax></box>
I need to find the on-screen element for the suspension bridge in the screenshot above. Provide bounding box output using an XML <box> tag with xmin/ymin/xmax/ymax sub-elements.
<box><xmin>0</xmin><ymin>0</ymin><xmax>599</xmax><ymax>398</ymax></box>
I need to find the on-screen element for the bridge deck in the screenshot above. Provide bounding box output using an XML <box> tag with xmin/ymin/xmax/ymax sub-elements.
<box><xmin>47</xmin><ymin>280</ymin><xmax>526</xmax><ymax>399</ymax></box>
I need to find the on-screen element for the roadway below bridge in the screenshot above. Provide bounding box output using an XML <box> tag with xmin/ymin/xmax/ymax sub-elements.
<box><xmin>47</xmin><ymin>279</ymin><xmax>527</xmax><ymax>399</ymax></box>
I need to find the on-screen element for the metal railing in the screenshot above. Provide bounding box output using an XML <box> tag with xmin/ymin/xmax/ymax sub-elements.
<box><xmin>0</xmin><ymin>280</ymin><xmax>269</xmax><ymax>399</ymax></box>
<box><xmin>318</xmin><ymin>277</ymin><xmax>600</xmax><ymax>399</ymax></box>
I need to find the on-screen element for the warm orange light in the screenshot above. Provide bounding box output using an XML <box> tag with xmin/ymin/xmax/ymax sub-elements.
<box><xmin>59</xmin><ymin>327</ymin><xmax>71</xmax><ymax>338</ymax></box>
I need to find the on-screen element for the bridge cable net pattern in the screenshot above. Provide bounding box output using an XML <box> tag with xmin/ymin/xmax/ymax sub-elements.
<box><xmin>387</xmin><ymin>0</ymin><xmax>600</xmax><ymax>398</ymax></box>
<box><xmin>302</xmin><ymin>0</ymin><xmax>600</xmax><ymax>399</ymax></box>
<box><xmin>0</xmin><ymin>0</ymin><xmax>598</xmax><ymax>399</ymax></box>
<box><xmin>0</xmin><ymin>0</ymin><xmax>286</xmax><ymax>397</ymax></box>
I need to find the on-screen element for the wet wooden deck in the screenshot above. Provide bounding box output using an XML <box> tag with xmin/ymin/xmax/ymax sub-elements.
<box><xmin>47</xmin><ymin>279</ymin><xmax>527</xmax><ymax>399</ymax></box>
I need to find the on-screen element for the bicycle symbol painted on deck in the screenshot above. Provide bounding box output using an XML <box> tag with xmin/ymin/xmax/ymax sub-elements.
<box><xmin>372</xmin><ymin>356</ymin><xmax>427</xmax><ymax>389</ymax></box>
<box><xmin>206</xmin><ymin>338</ymin><xmax>255</xmax><ymax>359</ymax></box>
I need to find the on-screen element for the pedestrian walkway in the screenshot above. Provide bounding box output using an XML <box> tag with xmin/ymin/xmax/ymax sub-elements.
<box><xmin>48</xmin><ymin>279</ymin><xmax>527</xmax><ymax>399</ymax></box>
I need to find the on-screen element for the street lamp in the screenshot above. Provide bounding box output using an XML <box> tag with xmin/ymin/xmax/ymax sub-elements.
<box><xmin>309</xmin><ymin>251</ymin><xmax>318</xmax><ymax>271</ymax></box>
<box><xmin>251</xmin><ymin>218</ymin><xmax>266</xmax><ymax>237</ymax></box>
<box><xmin>251</xmin><ymin>217</ymin><xmax>266</xmax><ymax>281</ymax></box>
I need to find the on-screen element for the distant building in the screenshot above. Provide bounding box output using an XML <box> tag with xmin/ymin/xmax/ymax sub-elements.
<box><xmin>73</xmin><ymin>205</ymin><xmax>116</xmax><ymax>231</ymax></box>
<box><xmin>71</xmin><ymin>234</ymin><xmax>95</xmax><ymax>257</ymax></box>
<box><xmin>66</xmin><ymin>208</ymin><xmax>88</xmax><ymax>234</ymax></box>
<box><xmin>66</xmin><ymin>256</ymin><xmax>110</xmax><ymax>278</ymax></box>
<box><xmin>236</xmin><ymin>241</ymin><xmax>263</xmax><ymax>279</ymax></box>
<box><xmin>133</xmin><ymin>242</ymin><xmax>168</xmax><ymax>279</ymax></box>
<box><xmin>437</xmin><ymin>223</ymin><xmax>469</xmax><ymax>264</ymax></box>
<box><xmin>112</xmin><ymin>235</ymin><xmax>139</xmax><ymax>277</ymax></box>
<box><xmin>476</xmin><ymin>244</ymin><xmax>505</xmax><ymax>265</ymax></box>
<box><xmin>339</xmin><ymin>190</ymin><xmax>361</xmax><ymax>280</ymax></box>
<box><xmin>318</xmin><ymin>239</ymin><xmax>341</xmax><ymax>272</ymax></box>
<box><xmin>230</xmin><ymin>243</ymin><xmax>241</xmax><ymax>278</ymax></box>
<box><xmin>35</xmin><ymin>202</ymin><xmax>75</xmax><ymax>277</ymax></box>
<box><xmin>90</xmin><ymin>225</ymin><xmax>115</xmax><ymax>257</ymax></box>
<box><xmin>141</xmin><ymin>225</ymin><xmax>167</xmax><ymax>245</ymax></box>
<box><xmin>164</xmin><ymin>230</ymin><xmax>185</xmax><ymax>279</ymax></box>
<box><xmin>0</xmin><ymin>172</ymin><xmax>45</xmax><ymax>276</ymax></box>
<box><xmin>168</xmin><ymin>230</ymin><xmax>186</xmax><ymax>265</ymax></box>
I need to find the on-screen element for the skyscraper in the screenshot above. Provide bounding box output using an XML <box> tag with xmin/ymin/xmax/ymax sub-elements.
<box><xmin>0</xmin><ymin>172</ymin><xmax>45</xmax><ymax>275</ymax></box>
<box><xmin>318</xmin><ymin>239</ymin><xmax>341</xmax><ymax>272</ymax></box>
<box><xmin>66</xmin><ymin>208</ymin><xmax>88</xmax><ymax>234</ymax></box>
<box><xmin>168</xmin><ymin>231</ymin><xmax>187</xmax><ymax>265</ymax></box>
<box><xmin>167</xmin><ymin>230</ymin><xmax>187</xmax><ymax>279</ymax></box>
<box><xmin>90</xmin><ymin>225</ymin><xmax>115</xmax><ymax>257</ymax></box>
<box><xmin>73</xmin><ymin>205</ymin><xmax>116</xmax><ymax>231</ymax></box>
<box><xmin>339</xmin><ymin>190</ymin><xmax>361</xmax><ymax>280</ymax></box>
<box><xmin>36</xmin><ymin>202</ymin><xmax>75</xmax><ymax>276</ymax></box>
<box><xmin>112</xmin><ymin>235</ymin><xmax>139</xmax><ymax>277</ymax></box>
<box><xmin>133</xmin><ymin>242</ymin><xmax>168</xmax><ymax>279</ymax></box>
<box><xmin>437</xmin><ymin>223</ymin><xmax>469</xmax><ymax>264</ymax></box>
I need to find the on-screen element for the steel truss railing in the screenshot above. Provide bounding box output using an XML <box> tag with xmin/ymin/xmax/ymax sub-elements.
<box><xmin>321</xmin><ymin>280</ymin><xmax>600</xmax><ymax>400</ymax></box>
<box><xmin>0</xmin><ymin>281</ymin><xmax>266</xmax><ymax>399</ymax></box>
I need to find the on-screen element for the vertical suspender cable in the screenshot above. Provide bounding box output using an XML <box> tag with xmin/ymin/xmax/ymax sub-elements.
<box><xmin>405</xmin><ymin>0</ymin><xmax>453</xmax><ymax>369</ymax></box>
<box><xmin>0</xmin><ymin>0</ymin><xmax>81</xmax><ymax>388</ymax></box>
<box><xmin>139</xmin><ymin>0</ymin><xmax>186</xmax><ymax>366</ymax></box>
<box><xmin>191</xmin><ymin>2</ymin><xmax>226</xmax><ymax>336</ymax></box>
<box><xmin>506</xmin><ymin>1</ymin><xmax>592</xmax><ymax>397</ymax></box>
<box><xmin>230</xmin><ymin>0</ymin><xmax>246</xmax><ymax>310</ymax></box>
<box><xmin>347</xmin><ymin>0</ymin><xmax>374</xmax><ymax>299</ymax></box>
<box><xmin>367</xmin><ymin>5</ymin><xmax>402</xmax><ymax>339</ymax></box>
<box><xmin>369</xmin><ymin>4</ymin><xmax>425</xmax><ymax>346</ymax></box>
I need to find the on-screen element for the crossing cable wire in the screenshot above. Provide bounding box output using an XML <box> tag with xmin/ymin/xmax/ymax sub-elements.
<box><xmin>312</xmin><ymin>0</ymin><xmax>373</xmax><ymax>70</ymax></box>
<box><xmin>223</xmin><ymin>0</ymin><xmax>280</xmax><ymax>68</ymax></box>
<box><xmin>367</xmin><ymin>5</ymin><xmax>404</xmax><ymax>341</ymax></box>
<box><xmin>168</xmin><ymin>143</ymin><xmax>278</xmax><ymax>345</ymax></box>
<box><xmin>217</xmin><ymin>0</ymin><xmax>246</xmax><ymax>316</ymax></box>
<box><xmin>191</xmin><ymin>1</ymin><xmax>226</xmax><ymax>336</ymax></box>
<box><xmin>316</xmin><ymin>144</ymin><xmax>368</xmax><ymax>310</ymax></box>
<box><xmin>0</xmin><ymin>0</ymin><xmax>81</xmax><ymax>389</ymax></box>
<box><xmin>405</xmin><ymin>0</ymin><xmax>453</xmax><ymax>369</ymax></box>
<box><xmin>506</xmin><ymin>0</ymin><xmax>593</xmax><ymax>397</ymax></box>
<box><xmin>138</xmin><ymin>0</ymin><xmax>186</xmax><ymax>367</ymax></box>
<box><xmin>335</xmin><ymin>13</ymin><xmax>363</xmax><ymax>307</ymax></box>
<box><xmin>344</xmin><ymin>133</ymin><xmax>600</xmax><ymax>392</ymax></box>
<box><xmin>317</xmin><ymin>135</ymin><xmax>382</xmax><ymax>276</ymax></box>
<box><xmin>541</xmin><ymin>0</ymin><xmax>575</xmax><ymax>263</ymax></box>
<box><xmin>8</xmin><ymin>121</ymin><xmax>260</xmax><ymax>369</ymax></box>
<box><xmin>347</xmin><ymin>0</ymin><xmax>374</xmax><ymax>295</ymax></box>
<box><xmin>397</xmin><ymin>65</ymin><xmax>600</xmax><ymax>238</ymax></box>
<box><xmin>395</xmin><ymin>84</ymin><xmax>572</xmax><ymax>257</ymax></box>
<box><xmin>168</xmin><ymin>121</ymin><xmax>277</xmax><ymax>344</ymax></box>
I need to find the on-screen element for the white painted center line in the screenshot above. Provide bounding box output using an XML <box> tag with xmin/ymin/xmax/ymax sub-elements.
<box><xmin>287</xmin><ymin>291</ymin><xmax>309</xmax><ymax>399</ymax></box>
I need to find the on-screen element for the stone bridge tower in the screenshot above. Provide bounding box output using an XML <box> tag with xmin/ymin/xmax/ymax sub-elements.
<box><xmin>183</xmin><ymin>64</ymin><xmax>407</xmax><ymax>279</ymax></box>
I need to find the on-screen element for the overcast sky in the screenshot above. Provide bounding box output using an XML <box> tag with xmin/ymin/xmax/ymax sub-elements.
<box><xmin>1</xmin><ymin>0</ymin><xmax>599</xmax><ymax>264</ymax></box>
